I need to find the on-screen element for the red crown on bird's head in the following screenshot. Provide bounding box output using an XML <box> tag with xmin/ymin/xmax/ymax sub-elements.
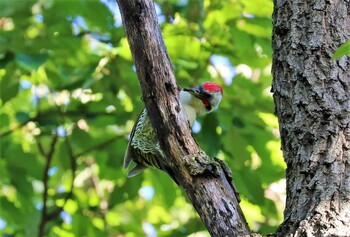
<box><xmin>202</xmin><ymin>82</ymin><xmax>223</xmax><ymax>94</ymax></box>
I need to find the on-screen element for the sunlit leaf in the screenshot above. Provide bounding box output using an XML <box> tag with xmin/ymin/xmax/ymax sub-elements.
<box><xmin>332</xmin><ymin>40</ymin><xmax>350</xmax><ymax>59</ymax></box>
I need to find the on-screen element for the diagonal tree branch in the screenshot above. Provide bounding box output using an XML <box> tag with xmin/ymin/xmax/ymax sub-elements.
<box><xmin>116</xmin><ymin>0</ymin><xmax>250</xmax><ymax>235</ymax></box>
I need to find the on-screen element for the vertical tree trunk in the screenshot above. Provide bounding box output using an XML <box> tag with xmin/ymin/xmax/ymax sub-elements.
<box><xmin>272</xmin><ymin>0</ymin><xmax>350</xmax><ymax>236</ymax></box>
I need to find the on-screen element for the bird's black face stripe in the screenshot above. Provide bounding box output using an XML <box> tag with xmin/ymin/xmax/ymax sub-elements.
<box><xmin>205</xmin><ymin>104</ymin><xmax>212</xmax><ymax>111</ymax></box>
<box><xmin>201</xmin><ymin>92</ymin><xmax>211</xmax><ymax>99</ymax></box>
<box><xmin>199</xmin><ymin>85</ymin><xmax>212</xmax><ymax>99</ymax></box>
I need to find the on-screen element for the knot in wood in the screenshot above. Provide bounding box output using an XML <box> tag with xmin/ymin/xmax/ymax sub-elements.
<box><xmin>183</xmin><ymin>151</ymin><xmax>221</xmax><ymax>176</ymax></box>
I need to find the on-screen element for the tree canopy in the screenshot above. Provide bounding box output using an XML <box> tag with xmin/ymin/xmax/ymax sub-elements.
<box><xmin>0</xmin><ymin>0</ymin><xmax>285</xmax><ymax>236</ymax></box>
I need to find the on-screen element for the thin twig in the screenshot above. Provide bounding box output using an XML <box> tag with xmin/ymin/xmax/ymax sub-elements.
<box><xmin>74</xmin><ymin>134</ymin><xmax>124</xmax><ymax>158</ymax></box>
<box><xmin>0</xmin><ymin>120</ymin><xmax>31</xmax><ymax>137</ymax></box>
<box><xmin>86</xmin><ymin>159</ymin><xmax>108</xmax><ymax>230</ymax></box>
<box><xmin>43</xmin><ymin>97</ymin><xmax>77</xmax><ymax>222</ymax></box>
<box><xmin>37</xmin><ymin>135</ymin><xmax>58</xmax><ymax>237</ymax></box>
<box><xmin>37</xmin><ymin>140</ymin><xmax>47</xmax><ymax>157</ymax></box>
<box><xmin>44</xmin><ymin>137</ymin><xmax>77</xmax><ymax>222</ymax></box>
<box><xmin>0</xmin><ymin>110</ymin><xmax>121</xmax><ymax>137</ymax></box>
<box><xmin>35</xmin><ymin>92</ymin><xmax>126</xmax><ymax>235</ymax></box>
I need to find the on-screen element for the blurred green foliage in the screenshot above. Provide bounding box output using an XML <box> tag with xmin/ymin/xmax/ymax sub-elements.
<box><xmin>0</xmin><ymin>0</ymin><xmax>285</xmax><ymax>236</ymax></box>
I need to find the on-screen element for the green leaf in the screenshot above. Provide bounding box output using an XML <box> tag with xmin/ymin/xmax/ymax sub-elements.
<box><xmin>15</xmin><ymin>111</ymin><xmax>30</xmax><ymax>124</ymax></box>
<box><xmin>332</xmin><ymin>40</ymin><xmax>350</xmax><ymax>59</ymax></box>
<box><xmin>236</xmin><ymin>17</ymin><xmax>272</xmax><ymax>39</ymax></box>
<box><xmin>240</xmin><ymin>0</ymin><xmax>273</xmax><ymax>17</ymax></box>
<box><xmin>0</xmin><ymin>197</ymin><xmax>25</xmax><ymax>225</ymax></box>
<box><xmin>0</xmin><ymin>0</ymin><xmax>34</xmax><ymax>18</ymax></box>
<box><xmin>0</xmin><ymin>63</ymin><xmax>19</xmax><ymax>104</ymax></box>
<box><xmin>15</xmin><ymin>53</ymin><xmax>48</xmax><ymax>71</ymax></box>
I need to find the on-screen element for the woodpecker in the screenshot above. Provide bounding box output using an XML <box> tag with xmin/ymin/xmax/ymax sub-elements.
<box><xmin>123</xmin><ymin>82</ymin><xmax>223</xmax><ymax>177</ymax></box>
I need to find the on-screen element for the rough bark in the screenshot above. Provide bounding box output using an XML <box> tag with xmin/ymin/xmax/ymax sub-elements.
<box><xmin>272</xmin><ymin>0</ymin><xmax>350</xmax><ymax>236</ymax></box>
<box><xmin>116</xmin><ymin>0</ymin><xmax>250</xmax><ymax>236</ymax></box>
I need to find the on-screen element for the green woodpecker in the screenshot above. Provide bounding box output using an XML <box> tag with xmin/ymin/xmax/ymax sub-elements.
<box><xmin>123</xmin><ymin>82</ymin><xmax>223</xmax><ymax>177</ymax></box>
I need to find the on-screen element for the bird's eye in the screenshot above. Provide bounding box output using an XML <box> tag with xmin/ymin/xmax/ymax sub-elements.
<box><xmin>203</xmin><ymin>92</ymin><xmax>211</xmax><ymax>99</ymax></box>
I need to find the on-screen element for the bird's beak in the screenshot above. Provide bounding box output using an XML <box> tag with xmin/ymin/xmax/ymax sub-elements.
<box><xmin>183</xmin><ymin>87</ymin><xmax>203</xmax><ymax>99</ymax></box>
<box><xmin>183</xmin><ymin>87</ymin><xmax>211</xmax><ymax>100</ymax></box>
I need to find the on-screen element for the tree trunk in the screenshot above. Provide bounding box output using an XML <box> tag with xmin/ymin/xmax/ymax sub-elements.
<box><xmin>116</xmin><ymin>0</ymin><xmax>250</xmax><ymax>236</ymax></box>
<box><xmin>272</xmin><ymin>0</ymin><xmax>350</xmax><ymax>236</ymax></box>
